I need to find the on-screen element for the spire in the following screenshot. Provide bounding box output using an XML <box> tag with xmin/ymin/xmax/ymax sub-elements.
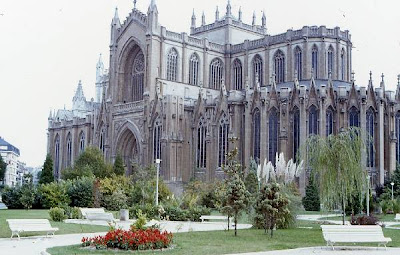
<box><xmin>238</xmin><ymin>7</ymin><xmax>242</xmax><ymax>22</ymax></box>
<box><xmin>202</xmin><ymin>11</ymin><xmax>206</xmax><ymax>26</ymax></box>
<box><xmin>368</xmin><ymin>71</ymin><xmax>373</xmax><ymax>88</ymax></box>
<box><xmin>261</xmin><ymin>11</ymin><xmax>266</xmax><ymax>28</ymax></box>
<box><xmin>150</xmin><ymin>0</ymin><xmax>156</xmax><ymax>9</ymax></box>
<box><xmin>215</xmin><ymin>6</ymin><xmax>219</xmax><ymax>21</ymax></box>
<box><xmin>226</xmin><ymin>0</ymin><xmax>232</xmax><ymax>16</ymax></box>
<box><xmin>191</xmin><ymin>9</ymin><xmax>196</xmax><ymax>28</ymax></box>
<box><xmin>398</xmin><ymin>74</ymin><xmax>400</xmax><ymax>87</ymax></box>
<box><xmin>96</xmin><ymin>54</ymin><xmax>104</xmax><ymax>82</ymax></box>
<box><xmin>112</xmin><ymin>7</ymin><xmax>121</xmax><ymax>29</ymax></box>
<box><xmin>252</xmin><ymin>11</ymin><xmax>256</xmax><ymax>26</ymax></box>
<box><xmin>133</xmin><ymin>0</ymin><xmax>137</xmax><ymax>9</ymax></box>
<box><xmin>351</xmin><ymin>70</ymin><xmax>355</xmax><ymax>82</ymax></box>
<box><xmin>380</xmin><ymin>73</ymin><xmax>385</xmax><ymax>91</ymax></box>
<box><xmin>48</xmin><ymin>109</ymin><xmax>53</xmax><ymax>119</ymax></box>
<box><xmin>73</xmin><ymin>80</ymin><xmax>87</xmax><ymax>110</ymax></box>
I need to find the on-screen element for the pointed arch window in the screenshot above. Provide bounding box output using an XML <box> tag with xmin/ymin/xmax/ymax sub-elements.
<box><xmin>189</xmin><ymin>53</ymin><xmax>199</xmax><ymax>86</ymax></box>
<box><xmin>274</xmin><ymin>50</ymin><xmax>285</xmax><ymax>83</ymax></box>
<box><xmin>252</xmin><ymin>55</ymin><xmax>263</xmax><ymax>86</ymax></box>
<box><xmin>197</xmin><ymin>117</ymin><xmax>207</xmax><ymax>168</ymax></box>
<box><xmin>328</xmin><ymin>46</ymin><xmax>334</xmax><ymax>75</ymax></box>
<box><xmin>293</xmin><ymin>107</ymin><xmax>300</xmax><ymax>162</ymax></box>
<box><xmin>166</xmin><ymin>48</ymin><xmax>178</xmax><ymax>81</ymax></box>
<box><xmin>132</xmin><ymin>52</ymin><xmax>144</xmax><ymax>101</ymax></box>
<box><xmin>269</xmin><ymin>108</ymin><xmax>279</xmax><ymax>165</ymax></box>
<box><xmin>312</xmin><ymin>45</ymin><xmax>318</xmax><ymax>78</ymax></box>
<box><xmin>396</xmin><ymin>112</ymin><xmax>400</xmax><ymax>164</ymax></box>
<box><xmin>79</xmin><ymin>132</ymin><xmax>85</xmax><ymax>153</ymax></box>
<box><xmin>294</xmin><ymin>47</ymin><xmax>302</xmax><ymax>80</ymax></box>
<box><xmin>349</xmin><ymin>106</ymin><xmax>359</xmax><ymax>127</ymax></box>
<box><xmin>341</xmin><ymin>48</ymin><xmax>345</xmax><ymax>81</ymax></box>
<box><xmin>366</xmin><ymin>107</ymin><xmax>374</xmax><ymax>167</ymax></box>
<box><xmin>309</xmin><ymin>105</ymin><xmax>318</xmax><ymax>135</ymax></box>
<box><xmin>253</xmin><ymin>109</ymin><xmax>261</xmax><ymax>162</ymax></box>
<box><xmin>233</xmin><ymin>59</ymin><xmax>243</xmax><ymax>90</ymax></box>
<box><xmin>54</xmin><ymin>134</ymin><xmax>60</xmax><ymax>179</ymax></box>
<box><xmin>99</xmin><ymin>129</ymin><xmax>105</xmax><ymax>154</ymax></box>
<box><xmin>209</xmin><ymin>58</ymin><xmax>224</xmax><ymax>89</ymax></box>
<box><xmin>153</xmin><ymin>118</ymin><xmax>162</xmax><ymax>161</ymax></box>
<box><xmin>66</xmin><ymin>133</ymin><xmax>72</xmax><ymax>167</ymax></box>
<box><xmin>326</xmin><ymin>107</ymin><xmax>334</xmax><ymax>136</ymax></box>
<box><xmin>218</xmin><ymin>114</ymin><xmax>230</xmax><ymax>167</ymax></box>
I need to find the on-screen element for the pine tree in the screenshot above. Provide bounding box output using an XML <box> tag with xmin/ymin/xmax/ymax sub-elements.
<box><xmin>302</xmin><ymin>177</ymin><xmax>320</xmax><ymax>211</ymax></box>
<box><xmin>39</xmin><ymin>154</ymin><xmax>54</xmax><ymax>184</ymax></box>
<box><xmin>0</xmin><ymin>155</ymin><xmax>7</xmax><ymax>184</ymax></box>
<box><xmin>113</xmin><ymin>153</ymin><xmax>125</xmax><ymax>176</ymax></box>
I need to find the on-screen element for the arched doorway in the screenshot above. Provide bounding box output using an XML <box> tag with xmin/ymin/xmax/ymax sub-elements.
<box><xmin>116</xmin><ymin>128</ymin><xmax>139</xmax><ymax>175</ymax></box>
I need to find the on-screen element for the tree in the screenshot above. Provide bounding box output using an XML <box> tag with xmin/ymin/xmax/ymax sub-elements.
<box><xmin>223</xmin><ymin>148</ymin><xmax>250</xmax><ymax>236</ymax></box>
<box><xmin>0</xmin><ymin>155</ymin><xmax>7</xmax><ymax>184</ymax></box>
<box><xmin>113</xmin><ymin>153</ymin><xmax>125</xmax><ymax>176</ymax></box>
<box><xmin>19</xmin><ymin>183</ymin><xmax>35</xmax><ymax>210</ymax></box>
<box><xmin>302</xmin><ymin>177</ymin><xmax>320</xmax><ymax>211</ymax></box>
<box><xmin>39</xmin><ymin>154</ymin><xmax>54</xmax><ymax>184</ymax></box>
<box><xmin>255</xmin><ymin>182</ymin><xmax>290</xmax><ymax>237</ymax></box>
<box><xmin>303</xmin><ymin>128</ymin><xmax>366</xmax><ymax>225</ymax></box>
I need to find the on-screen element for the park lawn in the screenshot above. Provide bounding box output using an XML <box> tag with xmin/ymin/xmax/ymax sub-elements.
<box><xmin>0</xmin><ymin>209</ymin><xmax>109</xmax><ymax>238</ymax></box>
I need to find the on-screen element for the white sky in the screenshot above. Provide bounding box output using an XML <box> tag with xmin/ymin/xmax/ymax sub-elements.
<box><xmin>0</xmin><ymin>0</ymin><xmax>399</xmax><ymax>167</ymax></box>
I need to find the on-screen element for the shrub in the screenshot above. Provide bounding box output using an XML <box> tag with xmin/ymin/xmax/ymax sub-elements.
<box><xmin>380</xmin><ymin>199</ymin><xmax>400</xmax><ymax>214</ymax></box>
<box><xmin>302</xmin><ymin>178</ymin><xmax>320</xmax><ymax>211</ymax></box>
<box><xmin>130</xmin><ymin>204</ymin><xmax>159</xmax><ymax>220</ymax></box>
<box><xmin>67</xmin><ymin>177</ymin><xmax>94</xmax><ymax>207</ymax></box>
<box><xmin>133</xmin><ymin>209</ymin><xmax>147</xmax><ymax>230</ymax></box>
<box><xmin>1</xmin><ymin>186</ymin><xmax>23</xmax><ymax>209</ymax></box>
<box><xmin>102</xmin><ymin>190</ymin><xmax>128</xmax><ymax>211</ymax></box>
<box><xmin>350</xmin><ymin>215</ymin><xmax>379</xmax><ymax>225</ymax></box>
<box><xmin>39</xmin><ymin>182</ymin><xmax>70</xmax><ymax>208</ymax></box>
<box><xmin>19</xmin><ymin>184</ymin><xmax>36</xmax><ymax>210</ymax></box>
<box><xmin>49</xmin><ymin>207</ymin><xmax>67</xmax><ymax>222</ymax></box>
<box><xmin>163</xmin><ymin>205</ymin><xmax>187</xmax><ymax>221</ymax></box>
<box><xmin>187</xmin><ymin>206</ymin><xmax>211</xmax><ymax>221</ymax></box>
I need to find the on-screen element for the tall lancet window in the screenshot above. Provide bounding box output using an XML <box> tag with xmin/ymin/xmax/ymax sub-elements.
<box><xmin>396</xmin><ymin>112</ymin><xmax>400</xmax><ymax>164</ymax></box>
<box><xmin>341</xmin><ymin>48</ymin><xmax>345</xmax><ymax>80</ymax></box>
<box><xmin>153</xmin><ymin>117</ymin><xmax>162</xmax><ymax>161</ymax></box>
<box><xmin>312</xmin><ymin>45</ymin><xmax>318</xmax><ymax>78</ymax></box>
<box><xmin>189</xmin><ymin>53</ymin><xmax>199</xmax><ymax>86</ymax></box>
<box><xmin>66</xmin><ymin>133</ymin><xmax>72</xmax><ymax>167</ymax></box>
<box><xmin>252</xmin><ymin>55</ymin><xmax>263</xmax><ymax>86</ymax></box>
<box><xmin>209</xmin><ymin>58</ymin><xmax>224</xmax><ymax>90</ymax></box>
<box><xmin>233</xmin><ymin>58</ymin><xmax>243</xmax><ymax>90</ymax></box>
<box><xmin>166</xmin><ymin>48</ymin><xmax>178</xmax><ymax>81</ymax></box>
<box><xmin>197</xmin><ymin>117</ymin><xmax>207</xmax><ymax>168</ymax></box>
<box><xmin>294</xmin><ymin>47</ymin><xmax>302</xmax><ymax>80</ymax></box>
<box><xmin>99</xmin><ymin>129</ymin><xmax>105</xmax><ymax>154</ymax></box>
<box><xmin>132</xmin><ymin>53</ymin><xmax>144</xmax><ymax>101</ymax></box>
<box><xmin>253</xmin><ymin>109</ymin><xmax>261</xmax><ymax>162</ymax></box>
<box><xmin>274</xmin><ymin>50</ymin><xmax>285</xmax><ymax>83</ymax></box>
<box><xmin>55</xmin><ymin>134</ymin><xmax>60</xmax><ymax>179</ymax></box>
<box><xmin>269</xmin><ymin>108</ymin><xmax>279</xmax><ymax>165</ymax></box>
<box><xmin>326</xmin><ymin>107</ymin><xmax>334</xmax><ymax>136</ymax></box>
<box><xmin>79</xmin><ymin>132</ymin><xmax>85</xmax><ymax>153</ymax></box>
<box><xmin>328</xmin><ymin>46</ymin><xmax>334</xmax><ymax>75</ymax></box>
<box><xmin>218</xmin><ymin>114</ymin><xmax>230</xmax><ymax>167</ymax></box>
<box><xmin>309</xmin><ymin>105</ymin><xmax>318</xmax><ymax>135</ymax></box>
<box><xmin>366</xmin><ymin>107</ymin><xmax>375</xmax><ymax>167</ymax></box>
<box><xmin>349</xmin><ymin>106</ymin><xmax>359</xmax><ymax>127</ymax></box>
<box><xmin>293</xmin><ymin>107</ymin><xmax>300</xmax><ymax>162</ymax></box>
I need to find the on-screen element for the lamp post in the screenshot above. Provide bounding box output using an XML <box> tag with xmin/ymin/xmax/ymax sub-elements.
<box><xmin>155</xmin><ymin>159</ymin><xmax>161</xmax><ymax>206</ymax></box>
<box><xmin>391</xmin><ymin>182</ymin><xmax>395</xmax><ymax>201</ymax></box>
<box><xmin>366</xmin><ymin>175</ymin><xmax>370</xmax><ymax>216</ymax></box>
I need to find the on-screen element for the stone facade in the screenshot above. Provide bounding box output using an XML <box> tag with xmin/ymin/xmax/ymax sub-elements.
<box><xmin>47</xmin><ymin>0</ymin><xmax>400</xmax><ymax>193</ymax></box>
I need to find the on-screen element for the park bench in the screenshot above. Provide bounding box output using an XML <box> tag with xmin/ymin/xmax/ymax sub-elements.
<box><xmin>200</xmin><ymin>215</ymin><xmax>230</xmax><ymax>224</ymax></box>
<box><xmin>80</xmin><ymin>208</ymin><xmax>114</xmax><ymax>222</ymax></box>
<box><xmin>321</xmin><ymin>225</ymin><xmax>391</xmax><ymax>250</ymax></box>
<box><xmin>395</xmin><ymin>213</ymin><xmax>400</xmax><ymax>221</ymax></box>
<box><xmin>6</xmin><ymin>219</ymin><xmax>59</xmax><ymax>240</ymax></box>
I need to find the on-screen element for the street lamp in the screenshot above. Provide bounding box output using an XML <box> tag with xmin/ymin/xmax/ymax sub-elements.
<box><xmin>366</xmin><ymin>175</ymin><xmax>370</xmax><ymax>216</ymax></box>
<box><xmin>155</xmin><ymin>159</ymin><xmax>161</xmax><ymax>206</ymax></box>
<box><xmin>391</xmin><ymin>182</ymin><xmax>395</xmax><ymax>201</ymax></box>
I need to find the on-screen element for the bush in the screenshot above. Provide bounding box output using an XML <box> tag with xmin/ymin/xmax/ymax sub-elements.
<box><xmin>67</xmin><ymin>177</ymin><xmax>94</xmax><ymax>207</ymax></box>
<box><xmin>187</xmin><ymin>206</ymin><xmax>211</xmax><ymax>221</ymax></box>
<box><xmin>163</xmin><ymin>205</ymin><xmax>187</xmax><ymax>221</ymax></box>
<box><xmin>1</xmin><ymin>186</ymin><xmax>23</xmax><ymax>209</ymax></box>
<box><xmin>133</xmin><ymin>209</ymin><xmax>147</xmax><ymax>230</ymax></box>
<box><xmin>39</xmin><ymin>182</ymin><xmax>70</xmax><ymax>208</ymax></box>
<box><xmin>19</xmin><ymin>184</ymin><xmax>36</xmax><ymax>210</ymax></box>
<box><xmin>130</xmin><ymin>204</ymin><xmax>159</xmax><ymax>220</ymax></box>
<box><xmin>350</xmin><ymin>215</ymin><xmax>379</xmax><ymax>225</ymax></box>
<box><xmin>380</xmin><ymin>199</ymin><xmax>400</xmax><ymax>214</ymax></box>
<box><xmin>102</xmin><ymin>190</ymin><xmax>128</xmax><ymax>211</ymax></box>
<box><xmin>49</xmin><ymin>207</ymin><xmax>67</xmax><ymax>222</ymax></box>
<box><xmin>302</xmin><ymin>178</ymin><xmax>320</xmax><ymax>211</ymax></box>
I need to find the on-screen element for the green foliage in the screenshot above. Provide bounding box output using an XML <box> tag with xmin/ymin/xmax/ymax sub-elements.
<box><xmin>67</xmin><ymin>177</ymin><xmax>94</xmax><ymax>207</ymax></box>
<box><xmin>49</xmin><ymin>207</ymin><xmax>67</xmax><ymax>222</ymax></box>
<box><xmin>0</xmin><ymin>154</ymin><xmax>7</xmax><ymax>182</ymax></box>
<box><xmin>2</xmin><ymin>186</ymin><xmax>23</xmax><ymax>209</ymax></box>
<box><xmin>245</xmin><ymin>171</ymin><xmax>259</xmax><ymax>195</ymax></box>
<box><xmin>380</xmin><ymin>199</ymin><xmax>400</xmax><ymax>214</ymax></box>
<box><xmin>130</xmin><ymin>204</ymin><xmax>160</xmax><ymax>220</ymax></box>
<box><xmin>102</xmin><ymin>190</ymin><xmax>128</xmax><ymax>211</ymax></box>
<box><xmin>279</xmin><ymin>183</ymin><xmax>301</xmax><ymax>229</ymax></box>
<box><xmin>302</xmin><ymin>177</ymin><xmax>320</xmax><ymax>211</ymax></box>
<box><xmin>133</xmin><ymin>209</ymin><xmax>147</xmax><ymax>230</ymax></box>
<box><xmin>19</xmin><ymin>183</ymin><xmax>36</xmax><ymax>210</ymax></box>
<box><xmin>113</xmin><ymin>154</ymin><xmax>125</xmax><ymax>176</ymax></box>
<box><xmin>39</xmin><ymin>182</ymin><xmax>70</xmax><ymax>208</ymax></box>
<box><xmin>39</xmin><ymin>154</ymin><xmax>54</xmax><ymax>184</ymax></box>
<box><xmin>254</xmin><ymin>182</ymin><xmax>290</xmax><ymax>237</ymax></box>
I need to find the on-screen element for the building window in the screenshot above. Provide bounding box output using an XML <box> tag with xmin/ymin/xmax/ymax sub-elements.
<box><xmin>274</xmin><ymin>50</ymin><xmax>285</xmax><ymax>83</ymax></box>
<box><xmin>189</xmin><ymin>53</ymin><xmax>199</xmax><ymax>86</ymax></box>
<box><xmin>396</xmin><ymin>112</ymin><xmax>400</xmax><ymax>164</ymax></box>
<box><xmin>269</xmin><ymin>108</ymin><xmax>279</xmax><ymax>165</ymax></box>
<box><xmin>79</xmin><ymin>132</ymin><xmax>85</xmax><ymax>153</ymax></box>
<box><xmin>341</xmin><ymin>48</ymin><xmax>345</xmax><ymax>80</ymax></box>
<box><xmin>66</xmin><ymin>133</ymin><xmax>72</xmax><ymax>167</ymax></box>
<box><xmin>197</xmin><ymin>117</ymin><xmax>207</xmax><ymax>168</ymax></box>
<box><xmin>253</xmin><ymin>109</ymin><xmax>261</xmax><ymax>162</ymax></box>
<box><xmin>328</xmin><ymin>46</ymin><xmax>334</xmax><ymax>75</ymax></box>
<box><xmin>233</xmin><ymin>59</ymin><xmax>243</xmax><ymax>90</ymax></box>
<box><xmin>153</xmin><ymin>118</ymin><xmax>162</xmax><ymax>161</ymax></box>
<box><xmin>349</xmin><ymin>106</ymin><xmax>359</xmax><ymax>127</ymax></box>
<box><xmin>293</xmin><ymin>107</ymin><xmax>300</xmax><ymax>161</ymax></box>
<box><xmin>326</xmin><ymin>107</ymin><xmax>334</xmax><ymax>136</ymax></box>
<box><xmin>209</xmin><ymin>58</ymin><xmax>224</xmax><ymax>90</ymax></box>
<box><xmin>312</xmin><ymin>45</ymin><xmax>318</xmax><ymax>78</ymax></box>
<box><xmin>366</xmin><ymin>107</ymin><xmax>374</xmax><ymax>167</ymax></box>
<box><xmin>218</xmin><ymin>114</ymin><xmax>229</xmax><ymax>167</ymax></box>
<box><xmin>294</xmin><ymin>46</ymin><xmax>302</xmax><ymax>80</ymax></box>
<box><xmin>309</xmin><ymin>105</ymin><xmax>318</xmax><ymax>135</ymax></box>
<box><xmin>166</xmin><ymin>48</ymin><xmax>178</xmax><ymax>81</ymax></box>
<box><xmin>99</xmin><ymin>129</ymin><xmax>105</xmax><ymax>154</ymax></box>
<box><xmin>252</xmin><ymin>54</ymin><xmax>263</xmax><ymax>86</ymax></box>
<box><xmin>132</xmin><ymin>53</ymin><xmax>144</xmax><ymax>101</ymax></box>
<box><xmin>55</xmin><ymin>135</ymin><xmax>60</xmax><ymax>179</ymax></box>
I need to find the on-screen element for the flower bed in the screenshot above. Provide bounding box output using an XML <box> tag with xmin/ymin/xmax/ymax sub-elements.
<box><xmin>81</xmin><ymin>228</ymin><xmax>173</xmax><ymax>251</ymax></box>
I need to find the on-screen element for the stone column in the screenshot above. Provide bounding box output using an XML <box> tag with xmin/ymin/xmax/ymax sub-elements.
<box><xmin>261</xmin><ymin>104</ymin><xmax>267</xmax><ymax>164</ymax></box>
<box><xmin>360</xmin><ymin>101</ymin><xmax>367</xmax><ymax>171</ymax></box>
<box><xmin>299</xmin><ymin>96</ymin><xmax>307</xmax><ymax>194</ymax></box>
<box><xmin>378</xmin><ymin>101</ymin><xmax>385</xmax><ymax>185</ymax></box>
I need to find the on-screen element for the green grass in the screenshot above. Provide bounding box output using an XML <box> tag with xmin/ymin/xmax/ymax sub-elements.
<box><xmin>0</xmin><ymin>209</ymin><xmax>109</xmax><ymax>238</ymax></box>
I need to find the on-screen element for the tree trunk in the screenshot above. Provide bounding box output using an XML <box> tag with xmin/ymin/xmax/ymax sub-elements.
<box><xmin>234</xmin><ymin>213</ymin><xmax>237</xmax><ymax>236</ymax></box>
<box><xmin>342</xmin><ymin>191</ymin><xmax>346</xmax><ymax>225</ymax></box>
<box><xmin>227</xmin><ymin>215</ymin><xmax>230</xmax><ymax>231</ymax></box>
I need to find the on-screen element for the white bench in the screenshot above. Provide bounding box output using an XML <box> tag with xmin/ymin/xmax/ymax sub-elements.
<box><xmin>80</xmin><ymin>208</ymin><xmax>114</xmax><ymax>222</ymax></box>
<box><xmin>79</xmin><ymin>207</ymin><xmax>106</xmax><ymax>219</ymax></box>
<box><xmin>395</xmin><ymin>214</ymin><xmax>400</xmax><ymax>221</ymax></box>
<box><xmin>321</xmin><ymin>225</ymin><xmax>392</xmax><ymax>250</ymax></box>
<box><xmin>7</xmin><ymin>219</ymin><xmax>59</xmax><ymax>239</ymax></box>
<box><xmin>200</xmin><ymin>215</ymin><xmax>229</xmax><ymax>223</ymax></box>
